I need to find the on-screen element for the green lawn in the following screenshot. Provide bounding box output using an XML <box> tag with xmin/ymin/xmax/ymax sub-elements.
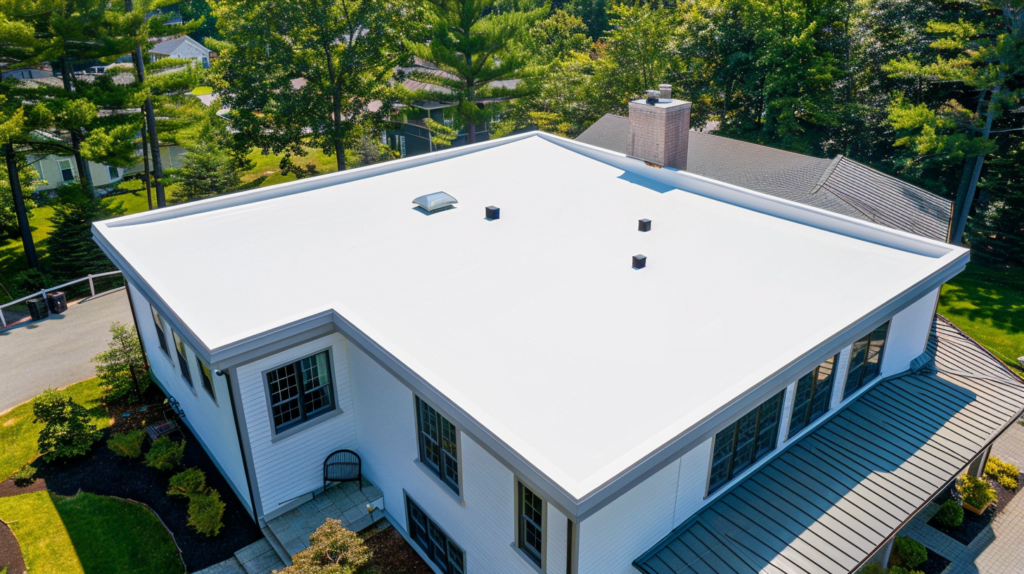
<box><xmin>0</xmin><ymin>378</ymin><xmax>111</xmax><ymax>482</ymax></box>
<box><xmin>938</xmin><ymin>263</ymin><xmax>1024</xmax><ymax>373</ymax></box>
<box><xmin>0</xmin><ymin>491</ymin><xmax>183</xmax><ymax>574</ymax></box>
<box><xmin>190</xmin><ymin>86</ymin><xmax>213</xmax><ymax>96</ymax></box>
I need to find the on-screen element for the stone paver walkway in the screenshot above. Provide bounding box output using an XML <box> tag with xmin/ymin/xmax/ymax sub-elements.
<box><xmin>190</xmin><ymin>538</ymin><xmax>284</xmax><ymax>574</ymax></box>
<box><xmin>0</xmin><ymin>289</ymin><xmax>133</xmax><ymax>413</ymax></box>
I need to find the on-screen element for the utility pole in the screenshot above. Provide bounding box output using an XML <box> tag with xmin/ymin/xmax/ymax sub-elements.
<box><xmin>126</xmin><ymin>0</ymin><xmax>166</xmax><ymax>207</ymax></box>
<box><xmin>4</xmin><ymin>144</ymin><xmax>38</xmax><ymax>268</ymax></box>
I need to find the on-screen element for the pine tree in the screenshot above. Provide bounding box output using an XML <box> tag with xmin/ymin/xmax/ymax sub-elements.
<box><xmin>46</xmin><ymin>183</ymin><xmax>126</xmax><ymax>281</ymax></box>
<box><xmin>167</xmin><ymin>140</ymin><xmax>240</xmax><ymax>202</ymax></box>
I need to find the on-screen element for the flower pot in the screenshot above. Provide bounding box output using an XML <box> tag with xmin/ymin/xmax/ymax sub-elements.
<box><xmin>962</xmin><ymin>500</ymin><xmax>993</xmax><ymax>515</ymax></box>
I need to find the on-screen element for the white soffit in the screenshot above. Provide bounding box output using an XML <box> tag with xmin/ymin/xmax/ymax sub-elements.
<box><xmin>94</xmin><ymin>133</ymin><xmax>967</xmax><ymax>499</ymax></box>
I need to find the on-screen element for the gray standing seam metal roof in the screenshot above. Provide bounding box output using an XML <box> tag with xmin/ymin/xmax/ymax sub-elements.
<box><xmin>575</xmin><ymin>114</ymin><xmax>953</xmax><ymax>242</ymax></box>
<box><xmin>634</xmin><ymin>316</ymin><xmax>1024</xmax><ymax>574</ymax></box>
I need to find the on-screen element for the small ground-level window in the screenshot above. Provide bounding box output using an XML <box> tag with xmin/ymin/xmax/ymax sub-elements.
<box><xmin>843</xmin><ymin>321</ymin><xmax>890</xmax><ymax>400</ymax></box>
<box><xmin>416</xmin><ymin>397</ymin><xmax>459</xmax><ymax>494</ymax></box>
<box><xmin>150</xmin><ymin>305</ymin><xmax>170</xmax><ymax>355</ymax></box>
<box><xmin>172</xmin><ymin>331</ymin><xmax>193</xmax><ymax>389</ymax></box>
<box><xmin>264</xmin><ymin>350</ymin><xmax>334</xmax><ymax>433</ymax></box>
<box><xmin>196</xmin><ymin>357</ymin><xmax>216</xmax><ymax>404</ymax></box>
<box><xmin>787</xmin><ymin>354</ymin><xmax>839</xmax><ymax>439</ymax></box>
<box><xmin>517</xmin><ymin>481</ymin><xmax>544</xmax><ymax>568</ymax></box>
<box><xmin>406</xmin><ymin>495</ymin><xmax>465</xmax><ymax>574</ymax></box>
<box><xmin>707</xmin><ymin>390</ymin><xmax>786</xmax><ymax>495</ymax></box>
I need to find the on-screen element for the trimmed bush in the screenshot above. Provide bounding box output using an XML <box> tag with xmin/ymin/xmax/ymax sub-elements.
<box><xmin>107</xmin><ymin>430</ymin><xmax>146</xmax><ymax>458</ymax></box>
<box><xmin>187</xmin><ymin>490</ymin><xmax>225</xmax><ymax>537</ymax></box>
<box><xmin>934</xmin><ymin>498</ymin><xmax>964</xmax><ymax>529</ymax></box>
<box><xmin>890</xmin><ymin>536</ymin><xmax>927</xmax><ymax>570</ymax></box>
<box><xmin>144</xmin><ymin>436</ymin><xmax>185</xmax><ymax>471</ymax></box>
<box><xmin>957</xmin><ymin>474</ymin><xmax>998</xmax><ymax>509</ymax></box>
<box><xmin>33</xmin><ymin>388</ymin><xmax>101</xmax><ymax>462</ymax></box>
<box><xmin>280</xmin><ymin>518</ymin><xmax>371</xmax><ymax>573</ymax></box>
<box><xmin>985</xmin><ymin>456</ymin><xmax>1019</xmax><ymax>490</ymax></box>
<box><xmin>12</xmin><ymin>464</ymin><xmax>36</xmax><ymax>486</ymax></box>
<box><xmin>168</xmin><ymin>468</ymin><xmax>207</xmax><ymax>498</ymax></box>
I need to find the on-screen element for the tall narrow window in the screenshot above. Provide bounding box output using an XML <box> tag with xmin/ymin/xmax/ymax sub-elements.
<box><xmin>707</xmin><ymin>390</ymin><xmax>785</xmax><ymax>495</ymax></box>
<box><xmin>172</xmin><ymin>331</ymin><xmax>193</xmax><ymax>389</ymax></box>
<box><xmin>196</xmin><ymin>357</ymin><xmax>216</xmax><ymax>403</ymax></box>
<box><xmin>58</xmin><ymin>159</ymin><xmax>74</xmax><ymax>182</ymax></box>
<box><xmin>150</xmin><ymin>306</ymin><xmax>169</xmax><ymax>355</ymax></box>
<box><xmin>406</xmin><ymin>495</ymin><xmax>465</xmax><ymax>574</ymax></box>
<box><xmin>518</xmin><ymin>481</ymin><xmax>544</xmax><ymax>568</ymax></box>
<box><xmin>264</xmin><ymin>351</ymin><xmax>334</xmax><ymax>433</ymax></box>
<box><xmin>787</xmin><ymin>354</ymin><xmax>839</xmax><ymax>439</ymax></box>
<box><xmin>843</xmin><ymin>322</ymin><xmax>890</xmax><ymax>400</ymax></box>
<box><xmin>416</xmin><ymin>398</ymin><xmax>459</xmax><ymax>494</ymax></box>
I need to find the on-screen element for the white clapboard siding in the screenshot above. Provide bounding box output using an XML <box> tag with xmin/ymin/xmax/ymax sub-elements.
<box><xmin>235</xmin><ymin>333</ymin><xmax>357</xmax><ymax>513</ymax></box>
<box><xmin>128</xmin><ymin>282</ymin><xmax>249</xmax><ymax>513</ymax></box>
<box><xmin>881</xmin><ymin>287</ymin><xmax>939</xmax><ymax>377</ymax></box>
<box><xmin>348</xmin><ymin>344</ymin><xmax>541</xmax><ymax>574</ymax></box>
<box><xmin>546</xmin><ymin>503</ymin><xmax>570</xmax><ymax>574</ymax></box>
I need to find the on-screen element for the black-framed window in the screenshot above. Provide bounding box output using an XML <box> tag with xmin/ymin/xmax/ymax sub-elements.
<box><xmin>196</xmin><ymin>357</ymin><xmax>216</xmax><ymax>403</ymax></box>
<box><xmin>518</xmin><ymin>481</ymin><xmax>544</xmax><ymax>568</ymax></box>
<box><xmin>172</xmin><ymin>331</ymin><xmax>193</xmax><ymax>389</ymax></box>
<box><xmin>265</xmin><ymin>351</ymin><xmax>334</xmax><ymax>433</ymax></box>
<box><xmin>708</xmin><ymin>390</ymin><xmax>785</xmax><ymax>495</ymax></box>
<box><xmin>151</xmin><ymin>305</ymin><xmax>169</xmax><ymax>355</ymax></box>
<box><xmin>416</xmin><ymin>398</ymin><xmax>459</xmax><ymax>494</ymax></box>
<box><xmin>843</xmin><ymin>321</ymin><xmax>890</xmax><ymax>400</ymax></box>
<box><xmin>787</xmin><ymin>354</ymin><xmax>839</xmax><ymax>439</ymax></box>
<box><xmin>406</xmin><ymin>495</ymin><xmax>465</xmax><ymax>574</ymax></box>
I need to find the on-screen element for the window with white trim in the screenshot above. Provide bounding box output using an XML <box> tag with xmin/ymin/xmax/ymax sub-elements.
<box><xmin>58</xmin><ymin>159</ymin><xmax>74</xmax><ymax>182</ymax></box>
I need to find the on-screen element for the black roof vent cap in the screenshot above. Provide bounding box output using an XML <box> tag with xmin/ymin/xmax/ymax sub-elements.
<box><xmin>639</xmin><ymin>218</ymin><xmax>651</xmax><ymax>232</ymax></box>
<box><xmin>486</xmin><ymin>206</ymin><xmax>500</xmax><ymax>220</ymax></box>
<box><xmin>633</xmin><ymin>254</ymin><xmax>647</xmax><ymax>269</ymax></box>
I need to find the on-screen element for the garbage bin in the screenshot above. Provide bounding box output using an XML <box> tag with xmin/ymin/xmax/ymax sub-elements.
<box><xmin>47</xmin><ymin>291</ymin><xmax>68</xmax><ymax>314</ymax></box>
<box><xmin>27</xmin><ymin>297</ymin><xmax>49</xmax><ymax>321</ymax></box>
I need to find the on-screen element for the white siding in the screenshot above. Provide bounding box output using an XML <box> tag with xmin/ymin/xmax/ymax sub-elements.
<box><xmin>128</xmin><ymin>282</ymin><xmax>249</xmax><ymax>512</ymax></box>
<box><xmin>348</xmin><ymin>344</ymin><xmax>539</xmax><ymax>574</ymax></box>
<box><xmin>235</xmin><ymin>333</ymin><xmax>356</xmax><ymax>514</ymax></box>
<box><xmin>880</xmin><ymin>287</ymin><xmax>939</xmax><ymax>376</ymax></box>
<box><xmin>546</xmin><ymin>503</ymin><xmax>569</xmax><ymax>574</ymax></box>
<box><xmin>673</xmin><ymin>438</ymin><xmax>713</xmax><ymax>524</ymax></box>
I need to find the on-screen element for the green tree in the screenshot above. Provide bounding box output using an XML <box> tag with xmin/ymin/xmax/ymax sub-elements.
<box><xmin>93</xmin><ymin>322</ymin><xmax>151</xmax><ymax>402</ymax></box>
<box><xmin>525</xmin><ymin>8</ymin><xmax>592</xmax><ymax>62</ymax></box>
<box><xmin>279</xmin><ymin>518</ymin><xmax>372</xmax><ymax>574</ymax></box>
<box><xmin>349</xmin><ymin>126</ymin><xmax>395</xmax><ymax>167</ymax></box>
<box><xmin>968</xmin><ymin>134</ymin><xmax>1024</xmax><ymax>265</ymax></box>
<box><xmin>168</xmin><ymin>140</ymin><xmax>240</xmax><ymax>202</ymax></box>
<box><xmin>408</xmin><ymin>0</ymin><xmax>547</xmax><ymax>145</ymax></box>
<box><xmin>0</xmin><ymin>144</ymin><xmax>37</xmax><ymax>240</ymax></box>
<box><xmin>564</xmin><ymin>0</ymin><xmax>610</xmax><ymax>39</ymax></box>
<box><xmin>33</xmin><ymin>388</ymin><xmax>101</xmax><ymax>462</ymax></box>
<box><xmin>46</xmin><ymin>183</ymin><xmax>126</xmax><ymax>281</ymax></box>
<box><xmin>213</xmin><ymin>0</ymin><xmax>409</xmax><ymax>172</ymax></box>
<box><xmin>601</xmin><ymin>2</ymin><xmax>677</xmax><ymax>104</ymax></box>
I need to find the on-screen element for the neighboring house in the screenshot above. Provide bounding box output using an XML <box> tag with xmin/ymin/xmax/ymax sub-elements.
<box><xmin>150</xmin><ymin>35</ymin><xmax>211</xmax><ymax>68</ymax></box>
<box><xmin>31</xmin><ymin>155</ymin><xmax>125</xmax><ymax>190</ymax></box>
<box><xmin>93</xmin><ymin>89</ymin><xmax>1023</xmax><ymax>574</ymax></box>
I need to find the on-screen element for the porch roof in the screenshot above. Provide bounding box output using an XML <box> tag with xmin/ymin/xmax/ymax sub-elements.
<box><xmin>635</xmin><ymin>316</ymin><xmax>1024</xmax><ymax>574</ymax></box>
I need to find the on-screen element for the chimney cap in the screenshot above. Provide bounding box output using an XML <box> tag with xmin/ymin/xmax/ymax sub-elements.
<box><xmin>659</xmin><ymin>84</ymin><xmax>672</xmax><ymax>99</ymax></box>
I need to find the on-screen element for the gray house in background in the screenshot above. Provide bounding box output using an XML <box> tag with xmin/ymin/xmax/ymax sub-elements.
<box><xmin>150</xmin><ymin>35</ymin><xmax>211</xmax><ymax>68</ymax></box>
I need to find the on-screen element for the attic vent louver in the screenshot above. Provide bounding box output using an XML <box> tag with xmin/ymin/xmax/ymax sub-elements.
<box><xmin>413</xmin><ymin>192</ymin><xmax>458</xmax><ymax>213</ymax></box>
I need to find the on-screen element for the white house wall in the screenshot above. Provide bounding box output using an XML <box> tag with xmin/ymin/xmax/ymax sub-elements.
<box><xmin>234</xmin><ymin>333</ymin><xmax>357</xmax><ymax>516</ymax></box>
<box><xmin>127</xmin><ymin>282</ymin><xmax>249</xmax><ymax>513</ymax></box>
<box><xmin>348</xmin><ymin>343</ymin><xmax>565</xmax><ymax>574</ymax></box>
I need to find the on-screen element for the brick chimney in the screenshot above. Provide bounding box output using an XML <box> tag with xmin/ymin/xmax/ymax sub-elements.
<box><xmin>627</xmin><ymin>85</ymin><xmax>691</xmax><ymax>170</ymax></box>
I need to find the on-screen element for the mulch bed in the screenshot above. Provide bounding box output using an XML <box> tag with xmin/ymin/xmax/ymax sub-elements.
<box><xmin>0</xmin><ymin>519</ymin><xmax>27</xmax><ymax>574</ymax></box>
<box><xmin>364</xmin><ymin>525</ymin><xmax>434</xmax><ymax>574</ymax></box>
<box><xmin>0</xmin><ymin>424</ymin><xmax>261</xmax><ymax>571</ymax></box>
<box><xmin>927</xmin><ymin>474</ymin><xmax>1022</xmax><ymax>546</ymax></box>
<box><xmin>917</xmin><ymin>547</ymin><xmax>952</xmax><ymax>574</ymax></box>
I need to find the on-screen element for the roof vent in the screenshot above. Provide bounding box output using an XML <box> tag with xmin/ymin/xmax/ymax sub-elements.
<box><xmin>413</xmin><ymin>192</ymin><xmax>458</xmax><ymax>213</ymax></box>
<box><xmin>633</xmin><ymin>254</ymin><xmax>647</xmax><ymax>269</ymax></box>
<box><xmin>645</xmin><ymin>90</ymin><xmax>660</xmax><ymax>105</ymax></box>
<box><xmin>638</xmin><ymin>218</ymin><xmax>651</xmax><ymax>232</ymax></box>
<box><xmin>486</xmin><ymin>206</ymin><xmax>500</xmax><ymax>220</ymax></box>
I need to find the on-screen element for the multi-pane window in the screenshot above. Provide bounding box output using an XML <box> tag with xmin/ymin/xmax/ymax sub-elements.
<box><xmin>172</xmin><ymin>331</ymin><xmax>193</xmax><ymax>389</ymax></box>
<box><xmin>265</xmin><ymin>351</ymin><xmax>334</xmax><ymax>433</ymax></box>
<box><xmin>416</xmin><ymin>398</ymin><xmax>459</xmax><ymax>494</ymax></box>
<box><xmin>406</xmin><ymin>496</ymin><xmax>465</xmax><ymax>574</ymax></box>
<box><xmin>843</xmin><ymin>322</ymin><xmax>890</xmax><ymax>400</ymax></box>
<box><xmin>518</xmin><ymin>481</ymin><xmax>544</xmax><ymax>568</ymax></box>
<box><xmin>58</xmin><ymin>159</ymin><xmax>74</xmax><ymax>182</ymax></box>
<box><xmin>787</xmin><ymin>354</ymin><xmax>839</xmax><ymax>439</ymax></box>
<box><xmin>196</xmin><ymin>357</ymin><xmax>216</xmax><ymax>403</ymax></box>
<box><xmin>151</xmin><ymin>306</ymin><xmax>169</xmax><ymax>355</ymax></box>
<box><xmin>708</xmin><ymin>390</ymin><xmax>785</xmax><ymax>495</ymax></box>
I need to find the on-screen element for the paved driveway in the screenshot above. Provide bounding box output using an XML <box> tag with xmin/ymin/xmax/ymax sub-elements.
<box><xmin>0</xmin><ymin>289</ymin><xmax>133</xmax><ymax>413</ymax></box>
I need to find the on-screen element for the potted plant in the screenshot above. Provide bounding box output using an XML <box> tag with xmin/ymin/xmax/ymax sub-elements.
<box><xmin>955</xmin><ymin>474</ymin><xmax>997</xmax><ymax>515</ymax></box>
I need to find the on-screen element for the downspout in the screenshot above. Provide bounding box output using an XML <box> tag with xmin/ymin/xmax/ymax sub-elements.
<box><xmin>218</xmin><ymin>368</ymin><xmax>258</xmax><ymax>521</ymax></box>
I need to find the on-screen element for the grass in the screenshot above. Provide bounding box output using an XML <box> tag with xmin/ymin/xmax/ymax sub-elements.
<box><xmin>190</xmin><ymin>86</ymin><xmax>213</xmax><ymax>96</ymax></box>
<box><xmin>0</xmin><ymin>491</ymin><xmax>183</xmax><ymax>574</ymax></box>
<box><xmin>0</xmin><ymin>378</ymin><xmax>111</xmax><ymax>482</ymax></box>
<box><xmin>938</xmin><ymin>262</ymin><xmax>1024</xmax><ymax>373</ymax></box>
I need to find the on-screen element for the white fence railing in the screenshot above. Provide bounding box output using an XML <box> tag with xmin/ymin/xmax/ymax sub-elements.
<box><xmin>0</xmin><ymin>270</ymin><xmax>124</xmax><ymax>329</ymax></box>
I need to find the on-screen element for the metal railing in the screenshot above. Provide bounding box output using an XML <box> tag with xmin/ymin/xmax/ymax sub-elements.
<box><xmin>0</xmin><ymin>270</ymin><xmax>124</xmax><ymax>329</ymax></box>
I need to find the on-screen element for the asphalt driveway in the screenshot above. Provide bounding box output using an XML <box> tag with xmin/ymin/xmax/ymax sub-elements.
<box><xmin>0</xmin><ymin>288</ymin><xmax>133</xmax><ymax>413</ymax></box>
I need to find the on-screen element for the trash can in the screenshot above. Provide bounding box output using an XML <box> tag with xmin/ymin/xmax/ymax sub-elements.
<box><xmin>27</xmin><ymin>297</ymin><xmax>49</xmax><ymax>321</ymax></box>
<box><xmin>47</xmin><ymin>291</ymin><xmax>68</xmax><ymax>314</ymax></box>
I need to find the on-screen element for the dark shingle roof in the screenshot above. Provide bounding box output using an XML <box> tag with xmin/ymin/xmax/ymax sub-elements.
<box><xmin>634</xmin><ymin>316</ymin><xmax>1024</xmax><ymax>574</ymax></box>
<box><xmin>576</xmin><ymin>114</ymin><xmax>953</xmax><ymax>242</ymax></box>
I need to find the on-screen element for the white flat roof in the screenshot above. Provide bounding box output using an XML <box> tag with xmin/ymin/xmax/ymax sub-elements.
<box><xmin>95</xmin><ymin>133</ymin><xmax>966</xmax><ymax>501</ymax></box>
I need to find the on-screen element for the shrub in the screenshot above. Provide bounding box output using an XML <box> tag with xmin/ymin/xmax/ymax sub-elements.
<box><xmin>933</xmin><ymin>499</ymin><xmax>964</xmax><ymax>529</ymax></box>
<box><xmin>281</xmin><ymin>518</ymin><xmax>371</xmax><ymax>573</ymax></box>
<box><xmin>168</xmin><ymin>468</ymin><xmax>207</xmax><ymax>498</ymax></box>
<box><xmin>144</xmin><ymin>436</ymin><xmax>185</xmax><ymax>471</ymax></box>
<box><xmin>107</xmin><ymin>430</ymin><xmax>146</xmax><ymax>458</ymax></box>
<box><xmin>33</xmin><ymin>388</ymin><xmax>101</xmax><ymax>462</ymax></box>
<box><xmin>957</xmin><ymin>474</ymin><xmax>998</xmax><ymax>509</ymax></box>
<box><xmin>187</xmin><ymin>490</ymin><xmax>225</xmax><ymax>537</ymax></box>
<box><xmin>12</xmin><ymin>464</ymin><xmax>36</xmax><ymax>486</ymax></box>
<box><xmin>93</xmin><ymin>322</ymin><xmax>151</xmax><ymax>403</ymax></box>
<box><xmin>985</xmin><ymin>456</ymin><xmax>1019</xmax><ymax>490</ymax></box>
<box><xmin>890</xmin><ymin>536</ymin><xmax>927</xmax><ymax>570</ymax></box>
